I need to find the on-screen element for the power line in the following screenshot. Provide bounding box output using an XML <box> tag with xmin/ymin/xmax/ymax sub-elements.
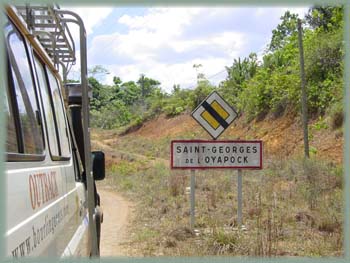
<box><xmin>205</xmin><ymin>45</ymin><xmax>269</xmax><ymax>82</ymax></box>
<box><xmin>206</xmin><ymin>69</ymin><xmax>227</xmax><ymax>80</ymax></box>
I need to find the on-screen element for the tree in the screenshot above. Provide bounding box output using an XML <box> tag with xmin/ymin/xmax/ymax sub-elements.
<box><xmin>227</xmin><ymin>53</ymin><xmax>258</xmax><ymax>86</ymax></box>
<box><xmin>190</xmin><ymin>80</ymin><xmax>215</xmax><ymax>109</ymax></box>
<box><xmin>137</xmin><ymin>74</ymin><xmax>161</xmax><ymax>99</ymax></box>
<box><xmin>219</xmin><ymin>53</ymin><xmax>258</xmax><ymax>106</ymax></box>
<box><xmin>116</xmin><ymin>81</ymin><xmax>141</xmax><ymax>106</ymax></box>
<box><xmin>113</xmin><ymin>76</ymin><xmax>122</xmax><ymax>86</ymax></box>
<box><xmin>89</xmin><ymin>76</ymin><xmax>104</xmax><ymax>110</ymax></box>
<box><xmin>172</xmin><ymin>84</ymin><xmax>181</xmax><ymax>94</ymax></box>
<box><xmin>193</xmin><ymin>64</ymin><xmax>205</xmax><ymax>84</ymax></box>
<box><xmin>305</xmin><ymin>6</ymin><xmax>343</xmax><ymax>32</ymax></box>
<box><xmin>88</xmin><ymin>65</ymin><xmax>110</xmax><ymax>83</ymax></box>
<box><xmin>269</xmin><ymin>11</ymin><xmax>299</xmax><ymax>51</ymax></box>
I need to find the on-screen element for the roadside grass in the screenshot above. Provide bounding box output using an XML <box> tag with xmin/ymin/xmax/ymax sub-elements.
<box><xmin>102</xmin><ymin>134</ymin><xmax>343</xmax><ymax>257</ymax></box>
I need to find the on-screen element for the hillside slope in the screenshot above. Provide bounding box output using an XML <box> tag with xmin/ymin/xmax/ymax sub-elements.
<box><xmin>92</xmin><ymin>112</ymin><xmax>343</xmax><ymax>257</ymax></box>
<box><xmin>116</xmin><ymin>112</ymin><xmax>343</xmax><ymax>164</ymax></box>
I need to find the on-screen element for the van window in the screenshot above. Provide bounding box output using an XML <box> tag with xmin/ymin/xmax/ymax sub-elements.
<box><xmin>33</xmin><ymin>56</ymin><xmax>60</xmax><ymax>157</ymax></box>
<box><xmin>5</xmin><ymin>21</ymin><xmax>44</xmax><ymax>155</ymax></box>
<box><xmin>4</xmin><ymin>84</ymin><xmax>18</xmax><ymax>153</ymax></box>
<box><xmin>47</xmin><ymin>70</ymin><xmax>71</xmax><ymax>158</ymax></box>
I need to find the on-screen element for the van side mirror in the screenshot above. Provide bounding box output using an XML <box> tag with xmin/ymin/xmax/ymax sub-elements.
<box><xmin>92</xmin><ymin>151</ymin><xmax>105</xmax><ymax>180</ymax></box>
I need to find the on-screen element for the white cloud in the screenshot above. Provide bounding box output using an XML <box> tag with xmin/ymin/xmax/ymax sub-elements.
<box><xmin>84</xmin><ymin>8</ymin><xmax>249</xmax><ymax>92</ymax></box>
<box><xmin>61</xmin><ymin>6</ymin><xmax>113</xmax><ymax>39</ymax></box>
<box><xmin>104</xmin><ymin>56</ymin><xmax>231</xmax><ymax>93</ymax></box>
<box><xmin>64</xmin><ymin>6</ymin><xmax>311</xmax><ymax>93</ymax></box>
<box><xmin>88</xmin><ymin>29</ymin><xmax>244</xmax><ymax>61</ymax></box>
<box><xmin>60</xmin><ymin>6</ymin><xmax>113</xmax><ymax>80</ymax></box>
<box><xmin>118</xmin><ymin>7</ymin><xmax>203</xmax><ymax>35</ymax></box>
<box><xmin>284</xmin><ymin>7</ymin><xmax>309</xmax><ymax>18</ymax></box>
<box><xmin>254</xmin><ymin>7</ymin><xmax>309</xmax><ymax>19</ymax></box>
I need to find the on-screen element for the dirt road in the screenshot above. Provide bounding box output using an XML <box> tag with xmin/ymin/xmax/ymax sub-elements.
<box><xmin>98</xmin><ymin>187</ymin><xmax>133</xmax><ymax>257</ymax></box>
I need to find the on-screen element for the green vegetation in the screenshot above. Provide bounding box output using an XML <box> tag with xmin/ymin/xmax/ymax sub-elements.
<box><xmin>219</xmin><ymin>7</ymin><xmax>343</xmax><ymax>120</ymax></box>
<box><xmin>98</xmin><ymin>135</ymin><xmax>343</xmax><ymax>256</ymax></box>
<box><xmin>93</xmin><ymin>5</ymin><xmax>344</xmax><ymax>257</ymax></box>
<box><xmin>89</xmin><ymin>6</ymin><xmax>344</xmax><ymax>130</ymax></box>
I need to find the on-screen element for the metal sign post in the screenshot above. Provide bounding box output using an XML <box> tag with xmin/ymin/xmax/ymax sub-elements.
<box><xmin>237</xmin><ymin>169</ymin><xmax>243</xmax><ymax>229</ymax></box>
<box><xmin>170</xmin><ymin>91</ymin><xmax>263</xmax><ymax>233</ymax></box>
<box><xmin>190</xmin><ymin>170</ymin><xmax>195</xmax><ymax>230</ymax></box>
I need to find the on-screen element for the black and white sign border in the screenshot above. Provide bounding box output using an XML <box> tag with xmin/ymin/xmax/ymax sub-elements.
<box><xmin>191</xmin><ymin>91</ymin><xmax>238</xmax><ymax>140</ymax></box>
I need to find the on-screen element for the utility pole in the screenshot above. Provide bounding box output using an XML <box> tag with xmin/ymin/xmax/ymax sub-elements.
<box><xmin>140</xmin><ymin>74</ymin><xmax>145</xmax><ymax>98</ymax></box>
<box><xmin>297</xmin><ymin>18</ymin><xmax>309</xmax><ymax>158</ymax></box>
<box><xmin>140</xmin><ymin>74</ymin><xmax>146</xmax><ymax>111</ymax></box>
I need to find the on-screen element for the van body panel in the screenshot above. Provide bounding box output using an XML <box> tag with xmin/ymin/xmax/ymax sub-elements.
<box><xmin>61</xmin><ymin>183</ymin><xmax>89</xmax><ymax>256</ymax></box>
<box><xmin>4</xmin><ymin>5</ymin><xmax>97</xmax><ymax>258</ymax></box>
<box><xmin>5</xmin><ymin>134</ymin><xmax>90</xmax><ymax>258</ymax></box>
<box><xmin>6</xmin><ymin>180</ymin><xmax>68</xmax><ymax>257</ymax></box>
<box><xmin>6</xmin><ymin>164</ymin><xmax>66</xmax><ymax>232</ymax></box>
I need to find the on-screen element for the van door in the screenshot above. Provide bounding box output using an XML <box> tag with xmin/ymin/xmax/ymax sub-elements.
<box><xmin>5</xmin><ymin>18</ymin><xmax>67</xmax><ymax>257</ymax></box>
<box><xmin>33</xmin><ymin>57</ymin><xmax>89</xmax><ymax>256</ymax></box>
<box><xmin>45</xmin><ymin>70</ymin><xmax>90</xmax><ymax>256</ymax></box>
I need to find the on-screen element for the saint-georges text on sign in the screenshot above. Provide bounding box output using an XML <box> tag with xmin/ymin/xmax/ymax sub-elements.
<box><xmin>171</xmin><ymin>140</ymin><xmax>263</xmax><ymax>169</ymax></box>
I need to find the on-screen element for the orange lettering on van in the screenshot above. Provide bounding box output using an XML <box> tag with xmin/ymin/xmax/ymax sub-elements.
<box><xmin>29</xmin><ymin>175</ymin><xmax>36</xmax><ymax>210</ymax></box>
<box><xmin>28</xmin><ymin>171</ymin><xmax>59</xmax><ymax>210</ymax></box>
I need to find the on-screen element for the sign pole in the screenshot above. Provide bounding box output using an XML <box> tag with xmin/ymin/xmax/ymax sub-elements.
<box><xmin>190</xmin><ymin>169</ymin><xmax>196</xmax><ymax>230</ymax></box>
<box><xmin>237</xmin><ymin>169</ymin><xmax>243</xmax><ymax>229</ymax></box>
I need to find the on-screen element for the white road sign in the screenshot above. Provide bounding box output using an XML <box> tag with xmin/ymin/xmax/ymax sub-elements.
<box><xmin>191</xmin><ymin>91</ymin><xmax>238</xmax><ymax>139</ymax></box>
<box><xmin>171</xmin><ymin>140</ymin><xmax>263</xmax><ymax>169</ymax></box>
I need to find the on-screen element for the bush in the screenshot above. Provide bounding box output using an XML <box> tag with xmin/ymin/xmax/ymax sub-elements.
<box><xmin>164</xmin><ymin>105</ymin><xmax>185</xmax><ymax>117</ymax></box>
<box><xmin>328</xmin><ymin>101</ymin><xmax>344</xmax><ymax>129</ymax></box>
<box><xmin>239</xmin><ymin>69</ymin><xmax>271</xmax><ymax>120</ymax></box>
<box><xmin>168</xmin><ymin>174</ymin><xmax>184</xmax><ymax>197</ymax></box>
<box><xmin>210</xmin><ymin>229</ymin><xmax>239</xmax><ymax>255</ymax></box>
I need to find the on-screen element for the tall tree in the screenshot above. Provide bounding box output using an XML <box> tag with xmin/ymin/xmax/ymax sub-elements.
<box><xmin>219</xmin><ymin>52</ymin><xmax>258</xmax><ymax>105</ymax></box>
<box><xmin>305</xmin><ymin>6</ymin><xmax>343</xmax><ymax>32</ymax></box>
<box><xmin>136</xmin><ymin>74</ymin><xmax>161</xmax><ymax>99</ymax></box>
<box><xmin>269</xmin><ymin>11</ymin><xmax>299</xmax><ymax>51</ymax></box>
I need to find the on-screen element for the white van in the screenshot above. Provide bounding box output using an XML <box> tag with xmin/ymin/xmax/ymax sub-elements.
<box><xmin>3</xmin><ymin>4</ymin><xmax>104</xmax><ymax>257</ymax></box>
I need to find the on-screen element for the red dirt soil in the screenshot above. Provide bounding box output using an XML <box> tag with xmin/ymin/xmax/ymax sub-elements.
<box><xmin>126</xmin><ymin>113</ymin><xmax>343</xmax><ymax>165</ymax></box>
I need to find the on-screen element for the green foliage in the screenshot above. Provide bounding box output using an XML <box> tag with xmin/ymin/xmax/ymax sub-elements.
<box><xmin>90</xmin><ymin>73</ymin><xmax>168</xmax><ymax>129</ymax></box>
<box><xmin>328</xmin><ymin>100</ymin><xmax>344</xmax><ymax>130</ymax></box>
<box><xmin>137</xmin><ymin>74</ymin><xmax>161</xmax><ymax>98</ymax></box>
<box><xmin>89</xmin><ymin>7</ymin><xmax>343</xmax><ymax>130</ymax></box>
<box><xmin>309</xmin><ymin>146</ymin><xmax>318</xmax><ymax>156</ymax></box>
<box><xmin>312</xmin><ymin>116</ymin><xmax>329</xmax><ymax>131</ymax></box>
<box><xmin>269</xmin><ymin>11</ymin><xmax>299</xmax><ymax>51</ymax></box>
<box><xmin>219</xmin><ymin>8</ymin><xmax>343</xmax><ymax>121</ymax></box>
<box><xmin>238</xmin><ymin>69</ymin><xmax>271</xmax><ymax>120</ymax></box>
<box><xmin>190</xmin><ymin>80</ymin><xmax>215</xmax><ymax>109</ymax></box>
<box><xmin>91</xmin><ymin>99</ymin><xmax>131</xmax><ymax>129</ymax></box>
<box><xmin>305</xmin><ymin>6</ymin><xmax>344</xmax><ymax>32</ymax></box>
<box><xmin>164</xmin><ymin>105</ymin><xmax>184</xmax><ymax>117</ymax></box>
<box><xmin>304</xmin><ymin>27</ymin><xmax>343</xmax><ymax>80</ymax></box>
<box><xmin>219</xmin><ymin>53</ymin><xmax>258</xmax><ymax>107</ymax></box>
<box><xmin>88</xmin><ymin>65</ymin><xmax>109</xmax><ymax>77</ymax></box>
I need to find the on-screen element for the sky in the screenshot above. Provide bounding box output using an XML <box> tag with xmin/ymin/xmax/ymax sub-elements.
<box><xmin>63</xmin><ymin>6</ymin><xmax>310</xmax><ymax>93</ymax></box>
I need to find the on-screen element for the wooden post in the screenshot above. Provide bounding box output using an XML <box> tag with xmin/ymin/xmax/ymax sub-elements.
<box><xmin>297</xmin><ymin>18</ymin><xmax>309</xmax><ymax>158</ymax></box>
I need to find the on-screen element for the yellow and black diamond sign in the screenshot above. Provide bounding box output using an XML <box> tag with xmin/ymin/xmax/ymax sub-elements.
<box><xmin>192</xmin><ymin>91</ymin><xmax>238</xmax><ymax>139</ymax></box>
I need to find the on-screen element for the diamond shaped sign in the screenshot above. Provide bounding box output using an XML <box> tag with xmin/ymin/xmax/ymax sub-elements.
<box><xmin>191</xmin><ymin>91</ymin><xmax>238</xmax><ymax>139</ymax></box>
